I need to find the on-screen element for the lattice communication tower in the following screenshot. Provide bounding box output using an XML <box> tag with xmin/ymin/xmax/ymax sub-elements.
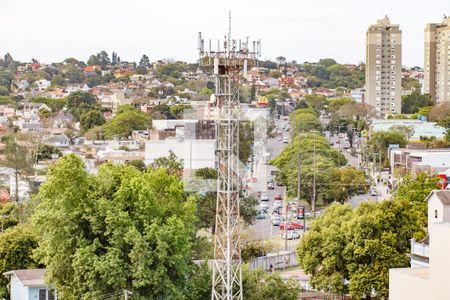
<box><xmin>197</xmin><ymin>14</ymin><xmax>261</xmax><ymax>300</ymax></box>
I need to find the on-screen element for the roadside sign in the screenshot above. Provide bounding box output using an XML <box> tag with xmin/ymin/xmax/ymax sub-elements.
<box><xmin>297</xmin><ymin>206</ymin><xmax>305</xmax><ymax>219</ymax></box>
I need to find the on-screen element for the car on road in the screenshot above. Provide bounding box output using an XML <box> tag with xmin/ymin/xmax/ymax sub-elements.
<box><xmin>273</xmin><ymin>200</ymin><xmax>283</xmax><ymax>209</ymax></box>
<box><xmin>283</xmin><ymin>137</ymin><xmax>289</xmax><ymax>143</ymax></box>
<box><xmin>291</xmin><ymin>221</ymin><xmax>304</xmax><ymax>229</ymax></box>
<box><xmin>260</xmin><ymin>193</ymin><xmax>269</xmax><ymax>201</ymax></box>
<box><xmin>271</xmin><ymin>215</ymin><xmax>281</xmax><ymax>226</ymax></box>
<box><xmin>268</xmin><ymin>182</ymin><xmax>275</xmax><ymax>190</ymax></box>
<box><xmin>256</xmin><ymin>212</ymin><xmax>267</xmax><ymax>219</ymax></box>
<box><xmin>274</xmin><ymin>193</ymin><xmax>282</xmax><ymax>200</ymax></box>
<box><xmin>282</xmin><ymin>230</ymin><xmax>300</xmax><ymax>240</ymax></box>
<box><xmin>259</xmin><ymin>202</ymin><xmax>269</xmax><ymax>212</ymax></box>
<box><xmin>370</xmin><ymin>188</ymin><xmax>378</xmax><ymax>196</ymax></box>
<box><xmin>278</xmin><ymin>223</ymin><xmax>295</xmax><ymax>231</ymax></box>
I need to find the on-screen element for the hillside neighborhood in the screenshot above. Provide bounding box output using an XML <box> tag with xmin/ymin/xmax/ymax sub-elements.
<box><xmin>1</xmin><ymin>5</ymin><xmax>450</xmax><ymax>300</ymax></box>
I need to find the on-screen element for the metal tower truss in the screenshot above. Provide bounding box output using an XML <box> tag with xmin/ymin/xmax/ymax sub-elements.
<box><xmin>197</xmin><ymin>15</ymin><xmax>261</xmax><ymax>300</ymax></box>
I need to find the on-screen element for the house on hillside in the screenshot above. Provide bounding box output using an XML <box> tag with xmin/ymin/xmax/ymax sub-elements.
<box><xmin>43</xmin><ymin>134</ymin><xmax>70</xmax><ymax>148</ymax></box>
<box><xmin>51</xmin><ymin>111</ymin><xmax>74</xmax><ymax>128</ymax></box>
<box><xmin>35</xmin><ymin>79</ymin><xmax>51</xmax><ymax>91</ymax></box>
<box><xmin>65</xmin><ymin>83</ymin><xmax>90</xmax><ymax>94</ymax></box>
<box><xmin>17</xmin><ymin>80</ymin><xmax>29</xmax><ymax>91</ymax></box>
<box><xmin>3</xmin><ymin>269</ymin><xmax>57</xmax><ymax>300</ymax></box>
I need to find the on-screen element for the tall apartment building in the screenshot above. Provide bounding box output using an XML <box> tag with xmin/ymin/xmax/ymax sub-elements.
<box><xmin>365</xmin><ymin>16</ymin><xmax>402</xmax><ymax>114</ymax></box>
<box><xmin>424</xmin><ymin>16</ymin><xmax>450</xmax><ymax>103</ymax></box>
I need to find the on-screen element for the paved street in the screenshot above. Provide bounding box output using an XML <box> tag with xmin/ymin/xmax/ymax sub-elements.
<box><xmin>330</xmin><ymin>134</ymin><xmax>389</xmax><ymax>207</ymax></box>
<box><xmin>245</xmin><ymin>117</ymin><xmax>300</xmax><ymax>245</ymax></box>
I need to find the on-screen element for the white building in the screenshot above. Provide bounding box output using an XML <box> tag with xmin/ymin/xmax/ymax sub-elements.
<box><xmin>35</xmin><ymin>79</ymin><xmax>51</xmax><ymax>91</ymax></box>
<box><xmin>370</xmin><ymin>119</ymin><xmax>446</xmax><ymax>141</ymax></box>
<box><xmin>145</xmin><ymin>138</ymin><xmax>215</xmax><ymax>171</ymax></box>
<box><xmin>65</xmin><ymin>83</ymin><xmax>90</xmax><ymax>94</ymax></box>
<box><xmin>390</xmin><ymin>190</ymin><xmax>450</xmax><ymax>300</ymax></box>
<box><xmin>389</xmin><ymin>148</ymin><xmax>450</xmax><ymax>174</ymax></box>
<box><xmin>3</xmin><ymin>269</ymin><xmax>57</xmax><ymax>300</ymax></box>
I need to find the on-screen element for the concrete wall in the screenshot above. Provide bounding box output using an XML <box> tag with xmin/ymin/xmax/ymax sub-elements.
<box><xmin>389</xmin><ymin>268</ymin><xmax>429</xmax><ymax>300</ymax></box>
<box><xmin>145</xmin><ymin>139</ymin><xmax>215</xmax><ymax>170</ymax></box>
<box><xmin>10</xmin><ymin>275</ymin><xmax>28</xmax><ymax>300</ymax></box>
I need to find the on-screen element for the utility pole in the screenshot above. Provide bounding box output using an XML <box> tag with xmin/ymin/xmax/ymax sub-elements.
<box><xmin>198</xmin><ymin>13</ymin><xmax>261</xmax><ymax>300</ymax></box>
<box><xmin>312</xmin><ymin>134</ymin><xmax>317</xmax><ymax>218</ymax></box>
<box><xmin>297</xmin><ymin>133</ymin><xmax>301</xmax><ymax>203</ymax></box>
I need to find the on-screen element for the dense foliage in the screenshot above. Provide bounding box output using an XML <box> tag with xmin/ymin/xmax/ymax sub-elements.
<box><xmin>33</xmin><ymin>155</ymin><xmax>199</xmax><ymax>299</ymax></box>
<box><xmin>297</xmin><ymin>200</ymin><xmax>423</xmax><ymax>298</ymax></box>
<box><xmin>270</xmin><ymin>132</ymin><xmax>348</xmax><ymax>205</ymax></box>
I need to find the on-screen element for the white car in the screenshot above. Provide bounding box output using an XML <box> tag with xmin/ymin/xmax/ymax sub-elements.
<box><xmin>260</xmin><ymin>202</ymin><xmax>269</xmax><ymax>212</ymax></box>
<box><xmin>283</xmin><ymin>137</ymin><xmax>289</xmax><ymax>143</ymax></box>
<box><xmin>273</xmin><ymin>200</ymin><xmax>283</xmax><ymax>209</ymax></box>
<box><xmin>282</xmin><ymin>230</ymin><xmax>300</xmax><ymax>240</ymax></box>
<box><xmin>370</xmin><ymin>189</ymin><xmax>378</xmax><ymax>196</ymax></box>
<box><xmin>271</xmin><ymin>215</ymin><xmax>281</xmax><ymax>226</ymax></box>
<box><xmin>260</xmin><ymin>193</ymin><xmax>269</xmax><ymax>201</ymax></box>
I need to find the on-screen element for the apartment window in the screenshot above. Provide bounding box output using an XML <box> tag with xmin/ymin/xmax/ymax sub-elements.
<box><xmin>435</xmin><ymin>210</ymin><xmax>438</xmax><ymax>218</ymax></box>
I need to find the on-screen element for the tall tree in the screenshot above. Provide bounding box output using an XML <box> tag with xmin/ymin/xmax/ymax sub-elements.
<box><xmin>3</xmin><ymin>53</ymin><xmax>13</xmax><ymax>68</ymax></box>
<box><xmin>97</xmin><ymin>51</ymin><xmax>110</xmax><ymax>67</ymax></box>
<box><xmin>0</xmin><ymin>139</ymin><xmax>33</xmax><ymax>202</ymax></box>
<box><xmin>66</xmin><ymin>91</ymin><xmax>99</xmax><ymax>120</ymax></box>
<box><xmin>33</xmin><ymin>155</ymin><xmax>198</xmax><ymax>299</ymax></box>
<box><xmin>86</xmin><ymin>55</ymin><xmax>100</xmax><ymax>66</ymax></box>
<box><xmin>297</xmin><ymin>200</ymin><xmax>422</xmax><ymax>299</ymax></box>
<box><xmin>138</xmin><ymin>54</ymin><xmax>151</xmax><ymax>69</ymax></box>
<box><xmin>80</xmin><ymin>109</ymin><xmax>105</xmax><ymax>131</ymax></box>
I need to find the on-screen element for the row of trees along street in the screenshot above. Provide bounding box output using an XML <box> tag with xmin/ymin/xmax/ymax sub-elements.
<box><xmin>272</xmin><ymin>94</ymin><xmax>446</xmax><ymax>298</ymax></box>
<box><xmin>270</xmin><ymin>105</ymin><xmax>369</xmax><ymax>206</ymax></box>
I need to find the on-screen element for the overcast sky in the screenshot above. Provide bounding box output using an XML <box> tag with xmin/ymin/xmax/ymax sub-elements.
<box><xmin>0</xmin><ymin>0</ymin><xmax>448</xmax><ymax>66</ymax></box>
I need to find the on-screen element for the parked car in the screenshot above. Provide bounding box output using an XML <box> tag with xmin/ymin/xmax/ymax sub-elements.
<box><xmin>273</xmin><ymin>200</ymin><xmax>282</xmax><ymax>209</ymax></box>
<box><xmin>268</xmin><ymin>182</ymin><xmax>275</xmax><ymax>190</ymax></box>
<box><xmin>282</xmin><ymin>230</ymin><xmax>300</xmax><ymax>240</ymax></box>
<box><xmin>283</xmin><ymin>137</ymin><xmax>289</xmax><ymax>143</ymax></box>
<box><xmin>260</xmin><ymin>193</ymin><xmax>269</xmax><ymax>201</ymax></box>
<box><xmin>274</xmin><ymin>193</ymin><xmax>282</xmax><ymax>200</ymax></box>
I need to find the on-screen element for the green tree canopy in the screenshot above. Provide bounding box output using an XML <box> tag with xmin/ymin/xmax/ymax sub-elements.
<box><xmin>270</xmin><ymin>133</ymin><xmax>346</xmax><ymax>205</ymax></box>
<box><xmin>33</xmin><ymin>155</ymin><xmax>198</xmax><ymax>299</ymax></box>
<box><xmin>401</xmin><ymin>93</ymin><xmax>432</xmax><ymax>114</ymax></box>
<box><xmin>102</xmin><ymin>110</ymin><xmax>150</xmax><ymax>139</ymax></box>
<box><xmin>80</xmin><ymin>109</ymin><xmax>105</xmax><ymax>132</ymax></box>
<box><xmin>66</xmin><ymin>91</ymin><xmax>99</xmax><ymax>120</ymax></box>
<box><xmin>367</xmin><ymin>131</ymin><xmax>407</xmax><ymax>164</ymax></box>
<box><xmin>297</xmin><ymin>200</ymin><xmax>423</xmax><ymax>298</ymax></box>
<box><xmin>0</xmin><ymin>224</ymin><xmax>40</xmax><ymax>299</ymax></box>
<box><xmin>395</xmin><ymin>172</ymin><xmax>439</xmax><ymax>230</ymax></box>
